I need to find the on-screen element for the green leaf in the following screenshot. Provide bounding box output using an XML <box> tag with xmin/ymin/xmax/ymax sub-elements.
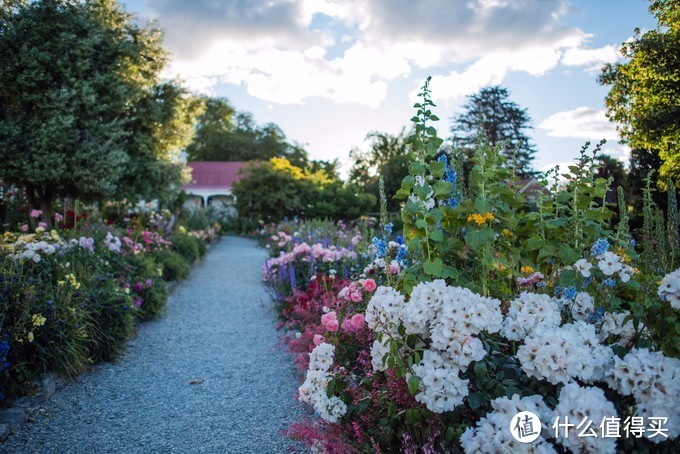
<box><xmin>474</xmin><ymin>361</ymin><xmax>487</xmax><ymax>379</ymax></box>
<box><xmin>465</xmin><ymin>227</ymin><xmax>496</xmax><ymax>251</ymax></box>
<box><xmin>558</xmin><ymin>247</ymin><xmax>580</xmax><ymax>265</ymax></box>
<box><xmin>525</xmin><ymin>236</ymin><xmax>544</xmax><ymax>251</ymax></box>
<box><xmin>423</xmin><ymin>258</ymin><xmax>444</xmax><ymax>277</ymax></box>
<box><xmin>407</xmin><ymin>375</ymin><xmax>420</xmax><ymax>395</ymax></box>
<box><xmin>433</xmin><ymin>180</ymin><xmax>453</xmax><ymax>198</ymax></box>
<box><xmin>467</xmin><ymin>392</ymin><xmax>483</xmax><ymax>410</ymax></box>
<box><xmin>428</xmin><ymin>160</ymin><xmax>446</xmax><ymax>178</ymax></box>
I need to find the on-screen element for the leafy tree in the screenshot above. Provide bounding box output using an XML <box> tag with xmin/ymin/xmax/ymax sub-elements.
<box><xmin>233</xmin><ymin>158</ymin><xmax>374</xmax><ymax>222</ymax></box>
<box><xmin>594</xmin><ymin>154</ymin><xmax>629</xmax><ymax>206</ymax></box>
<box><xmin>349</xmin><ymin>129</ymin><xmax>410</xmax><ymax>211</ymax></box>
<box><xmin>0</xmin><ymin>0</ymin><xmax>197</xmax><ymax>226</ymax></box>
<box><xmin>599</xmin><ymin>0</ymin><xmax>680</xmax><ymax>187</ymax></box>
<box><xmin>450</xmin><ymin>86</ymin><xmax>537</xmax><ymax>179</ymax></box>
<box><xmin>185</xmin><ymin>98</ymin><xmax>308</xmax><ymax>167</ymax></box>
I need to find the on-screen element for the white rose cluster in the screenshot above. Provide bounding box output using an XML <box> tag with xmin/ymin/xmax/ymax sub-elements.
<box><xmin>365</xmin><ymin>286</ymin><xmax>405</xmax><ymax>335</ymax></box>
<box><xmin>460</xmin><ymin>394</ymin><xmax>556</xmax><ymax>454</ymax></box>
<box><xmin>500</xmin><ymin>292</ymin><xmax>562</xmax><ymax>341</ymax></box>
<box><xmin>370</xmin><ymin>335</ymin><xmax>391</xmax><ymax>372</ymax></box>
<box><xmin>567</xmin><ymin>291</ymin><xmax>594</xmax><ymax>321</ymax></box>
<box><xmin>553</xmin><ymin>382</ymin><xmax>618</xmax><ymax>454</ymax></box>
<box><xmin>9</xmin><ymin>240</ymin><xmax>58</xmax><ymax>262</ymax></box>
<box><xmin>597</xmin><ymin>310</ymin><xmax>636</xmax><ymax>346</ymax></box>
<box><xmin>411</xmin><ymin>349</ymin><xmax>469</xmax><ymax>413</ymax></box>
<box><xmin>605</xmin><ymin>348</ymin><xmax>680</xmax><ymax>442</ymax></box>
<box><xmin>517</xmin><ymin>321</ymin><xmax>613</xmax><ymax>385</ymax></box>
<box><xmin>298</xmin><ymin>343</ymin><xmax>347</xmax><ymax>423</ymax></box>
<box><xmin>658</xmin><ymin>268</ymin><xmax>680</xmax><ymax>309</ymax></box>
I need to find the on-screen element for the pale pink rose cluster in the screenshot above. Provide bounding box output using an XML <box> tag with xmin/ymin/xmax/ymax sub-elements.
<box><xmin>265</xmin><ymin>242</ymin><xmax>357</xmax><ymax>271</ymax></box>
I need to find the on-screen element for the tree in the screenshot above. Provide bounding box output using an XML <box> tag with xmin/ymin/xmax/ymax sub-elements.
<box><xmin>0</xmin><ymin>0</ymin><xmax>197</xmax><ymax>226</ymax></box>
<box><xmin>349</xmin><ymin>129</ymin><xmax>411</xmax><ymax>211</ymax></box>
<box><xmin>233</xmin><ymin>158</ymin><xmax>374</xmax><ymax>222</ymax></box>
<box><xmin>599</xmin><ymin>0</ymin><xmax>680</xmax><ymax>187</ymax></box>
<box><xmin>185</xmin><ymin>98</ymin><xmax>308</xmax><ymax>167</ymax></box>
<box><xmin>450</xmin><ymin>86</ymin><xmax>537</xmax><ymax>178</ymax></box>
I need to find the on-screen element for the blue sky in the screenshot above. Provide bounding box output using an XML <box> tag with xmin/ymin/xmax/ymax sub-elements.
<box><xmin>121</xmin><ymin>0</ymin><xmax>657</xmax><ymax>176</ymax></box>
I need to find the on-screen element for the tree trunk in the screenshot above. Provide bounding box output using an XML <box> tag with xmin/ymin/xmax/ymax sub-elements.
<box><xmin>24</xmin><ymin>183</ymin><xmax>54</xmax><ymax>229</ymax></box>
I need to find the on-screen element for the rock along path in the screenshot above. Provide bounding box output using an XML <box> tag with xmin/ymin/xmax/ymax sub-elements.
<box><xmin>2</xmin><ymin>237</ymin><xmax>303</xmax><ymax>454</ymax></box>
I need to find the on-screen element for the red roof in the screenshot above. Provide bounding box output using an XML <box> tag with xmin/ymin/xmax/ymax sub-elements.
<box><xmin>183</xmin><ymin>162</ymin><xmax>247</xmax><ymax>190</ymax></box>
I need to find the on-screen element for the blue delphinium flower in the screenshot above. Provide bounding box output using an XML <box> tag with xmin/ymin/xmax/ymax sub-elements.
<box><xmin>372</xmin><ymin>237</ymin><xmax>387</xmax><ymax>258</ymax></box>
<box><xmin>555</xmin><ymin>286</ymin><xmax>577</xmax><ymax>300</ymax></box>
<box><xmin>590</xmin><ymin>238</ymin><xmax>610</xmax><ymax>256</ymax></box>
<box><xmin>396</xmin><ymin>244</ymin><xmax>408</xmax><ymax>267</ymax></box>
<box><xmin>629</xmin><ymin>239</ymin><xmax>637</xmax><ymax>247</ymax></box>
<box><xmin>600</xmin><ymin>278</ymin><xmax>616</xmax><ymax>288</ymax></box>
<box><xmin>384</xmin><ymin>222</ymin><xmax>393</xmax><ymax>235</ymax></box>
<box><xmin>589</xmin><ymin>306</ymin><xmax>605</xmax><ymax>323</ymax></box>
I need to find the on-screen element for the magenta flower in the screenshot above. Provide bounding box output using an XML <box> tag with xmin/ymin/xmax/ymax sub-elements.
<box><xmin>362</xmin><ymin>279</ymin><xmax>377</xmax><ymax>293</ymax></box>
<box><xmin>20</xmin><ymin>224</ymin><xmax>28</xmax><ymax>232</ymax></box>
<box><xmin>54</xmin><ymin>212</ymin><xmax>63</xmax><ymax>223</ymax></box>
<box><xmin>145</xmin><ymin>278</ymin><xmax>153</xmax><ymax>287</ymax></box>
<box><xmin>30</xmin><ymin>209</ymin><xmax>42</xmax><ymax>218</ymax></box>
<box><xmin>134</xmin><ymin>283</ymin><xmax>143</xmax><ymax>293</ymax></box>
<box><xmin>38</xmin><ymin>222</ymin><xmax>47</xmax><ymax>228</ymax></box>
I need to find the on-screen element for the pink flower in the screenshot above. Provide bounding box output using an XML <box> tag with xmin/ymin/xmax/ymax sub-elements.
<box><xmin>134</xmin><ymin>298</ymin><xmax>144</xmax><ymax>308</ymax></box>
<box><xmin>326</xmin><ymin>319</ymin><xmax>339</xmax><ymax>332</ymax></box>
<box><xmin>350</xmin><ymin>313</ymin><xmax>365</xmax><ymax>330</ymax></box>
<box><xmin>389</xmin><ymin>261</ymin><xmax>400</xmax><ymax>274</ymax></box>
<box><xmin>20</xmin><ymin>224</ymin><xmax>28</xmax><ymax>232</ymax></box>
<box><xmin>145</xmin><ymin>278</ymin><xmax>153</xmax><ymax>287</ymax></box>
<box><xmin>341</xmin><ymin>318</ymin><xmax>353</xmax><ymax>332</ymax></box>
<box><xmin>134</xmin><ymin>283</ymin><xmax>143</xmax><ymax>293</ymax></box>
<box><xmin>361</xmin><ymin>279</ymin><xmax>377</xmax><ymax>293</ymax></box>
<box><xmin>54</xmin><ymin>212</ymin><xmax>63</xmax><ymax>223</ymax></box>
<box><xmin>30</xmin><ymin>209</ymin><xmax>42</xmax><ymax>218</ymax></box>
<box><xmin>313</xmin><ymin>334</ymin><xmax>324</xmax><ymax>346</ymax></box>
<box><xmin>321</xmin><ymin>311</ymin><xmax>337</xmax><ymax>326</ymax></box>
<box><xmin>38</xmin><ymin>222</ymin><xmax>46</xmax><ymax>228</ymax></box>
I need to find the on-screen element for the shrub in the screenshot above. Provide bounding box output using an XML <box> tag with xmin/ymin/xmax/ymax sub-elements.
<box><xmin>171</xmin><ymin>231</ymin><xmax>201</xmax><ymax>264</ymax></box>
<box><xmin>156</xmin><ymin>249</ymin><xmax>190</xmax><ymax>281</ymax></box>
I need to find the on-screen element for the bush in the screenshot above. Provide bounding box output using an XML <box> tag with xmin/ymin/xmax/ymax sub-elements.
<box><xmin>156</xmin><ymin>249</ymin><xmax>190</xmax><ymax>281</ymax></box>
<box><xmin>171</xmin><ymin>231</ymin><xmax>201</xmax><ymax>263</ymax></box>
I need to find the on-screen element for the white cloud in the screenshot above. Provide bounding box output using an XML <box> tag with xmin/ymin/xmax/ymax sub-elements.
<box><xmin>153</xmin><ymin>0</ymin><xmax>624</xmax><ymax>106</ymax></box>
<box><xmin>539</xmin><ymin>106</ymin><xmax>618</xmax><ymax>141</ymax></box>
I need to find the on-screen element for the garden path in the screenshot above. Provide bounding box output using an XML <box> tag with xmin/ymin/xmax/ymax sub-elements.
<box><xmin>2</xmin><ymin>237</ymin><xmax>303</xmax><ymax>453</ymax></box>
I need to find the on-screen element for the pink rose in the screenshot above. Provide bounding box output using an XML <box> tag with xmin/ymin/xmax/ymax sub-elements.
<box><xmin>38</xmin><ymin>222</ymin><xmax>47</xmax><ymax>228</ymax></box>
<box><xmin>362</xmin><ymin>278</ymin><xmax>377</xmax><ymax>293</ymax></box>
<box><xmin>321</xmin><ymin>311</ymin><xmax>337</xmax><ymax>326</ymax></box>
<box><xmin>20</xmin><ymin>224</ymin><xmax>28</xmax><ymax>232</ymax></box>
<box><xmin>326</xmin><ymin>319</ymin><xmax>339</xmax><ymax>332</ymax></box>
<box><xmin>54</xmin><ymin>212</ymin><xmax>63</xmax><ymax>223</ymax></box>
<box><xmin>389</xmin><ymin>262</ymin><xmax>400</xmax><ymax>274</ymax></box>
<box><xmin>313</xmin><ymin>334</ymin><xmax>324</xmax><ymax>346</ymax></box>
<box><xmin>30</xmin><ymin>209</ymin><xmax>42</xmax><ymax>218</ymax></box>
<box><xmin>350</xmin><ymin>313</ymin><xmax>366</xmax><ymax>330</ymax></box>
<box><xmin>341</xmin><ymin>319</ymin><xmax>353</xmax><ymax>332</ymax></box>
<box><xmin>350</xmin><ymin>290</ymin><xmax>363</xmax><ymax>303</ymax></box>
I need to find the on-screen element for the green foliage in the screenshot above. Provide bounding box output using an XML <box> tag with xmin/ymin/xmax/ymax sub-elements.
<box><xmin>599</xmin><ymin>0</ymin><xmax>680</xmax><ymax>187</ymax></box>
<box><xmin>349</xmin><ymin>129</ymin><xmax>411</xmax><ymax>212</ymax></box>
<box><xmin>156</xmin><ymin>249</ymin><xmax>190</xmax><ymax>281</ymax></box>
<box><xmin>186</xmin><ymin>99</ymin><xmax>309</xmax><ymax>167</ymax></box>
<box><xmin>171</xmin><ymin>231</ymin><xmax>201</xmax><ymax>264</ymax></box>
<box><xmin>450</xmin><ymin>85</ymin><xmax>537</xmax><ymax>179</ymax></box>
<box><xmin>232</xmin><ymin>158</ymin><xmax>375</xmax><ymax>223</ymax></box>
<box><xmin>0</xmin><ymin>0</ymin><xmax>199</xmax><ymax>225</ymax></box>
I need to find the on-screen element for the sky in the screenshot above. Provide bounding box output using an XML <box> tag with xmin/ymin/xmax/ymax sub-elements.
<box><xmin>120</xmin><ymin>0</ymin><xmax>658</xmax><ymax>177</ymax></box>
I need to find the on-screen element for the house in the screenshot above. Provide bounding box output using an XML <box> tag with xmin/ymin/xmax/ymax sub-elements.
<box><xmin>182</xmin><ymin>161</ymin><xmax>248</xmax><ymax>208</ymax></box>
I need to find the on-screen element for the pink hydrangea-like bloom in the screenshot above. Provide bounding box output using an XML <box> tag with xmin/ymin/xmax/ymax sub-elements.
<box><xmin>341</xmin><ymin>318</ymin><xmax>354</xmax><ymax>332</ymax></box>
<box><xmin>362</xmin><ymin>279</ymin><xmax>377</xmax><ymax>293</ymax></box>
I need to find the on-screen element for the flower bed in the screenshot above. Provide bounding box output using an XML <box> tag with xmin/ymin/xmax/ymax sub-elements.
<box><xmin>265</xmin><ymin>80</ymin><xmax>680</xmax><ymax>452</ymax></box>
<box><xmin>0</xmin><ymin>209</ymin><xmax>219</xmax><ymax>405</ymax></box>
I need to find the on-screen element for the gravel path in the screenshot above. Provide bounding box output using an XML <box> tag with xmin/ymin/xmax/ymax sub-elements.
<box><xmin>2</xmin><ymin>237</ymin><xmax>304</xmax><ymax>454</ymax></box>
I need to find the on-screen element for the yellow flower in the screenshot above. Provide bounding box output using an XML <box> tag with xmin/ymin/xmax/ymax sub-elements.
<box><xmin>496</xmin><ymin>263</ymin><xmax>508</xmax><ymax>272</ymax></box>
<box><xmin>124</xmin><ymin>287</ymin><xmax>130</xmax><ymax>294</ymax></box>
<box><xmin>66</xmin><ymin>273</ymin><xmax>81</xmax><ymax>290</ymax></box>
<box><xmin>57</xmin><ymin>280</ymin><xmax>65</xmax><ymax>287</ymax></box>
<box><xmin>32</xmin><ymin>313</ymin><xmax>47</xmax><ymax>327</ymax></box>
<box><xmin>27</xmin><ymin>332</ymin><xmax>34</xmax><ymax>343</ymax></box>
<box><xmin>521</xmin><ymin>265</ymin><xmax>535</xmax><ymax>275</ymax></box>
<box><xmin>467</xmin><ymin>212</ymin><xmax>495</xmax><ymax>226</ymax></box>
<box><xmin>178</xmin><ymin>225</ymin><xmax>187</xmax><ymax>234</ymax></box>
<box><xmin>35</xmin><ymin>226</ymin><xmax>45</xmax><ymax>234</ymax></box>
<box><xmin>502</xmin><ymin>229</ymin><xmax>513</xmax><ymax>238</ymax></box>
<box><xmin>616</xmin><ymin>248</ymin><xmax>632</xmax><ymax>263</ymax></box>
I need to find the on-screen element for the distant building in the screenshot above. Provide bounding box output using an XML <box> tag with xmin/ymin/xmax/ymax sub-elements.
<box><xmin>182</xmin><ymin>162</ymin><xmax>248</xmax><ymax>208</ymax></box>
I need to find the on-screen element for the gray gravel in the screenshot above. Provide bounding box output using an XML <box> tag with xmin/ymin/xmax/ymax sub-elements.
<box><xmin>2</xmin><ymin>237</ymin><xmax>304</xmax><ymax>454</ymax></box>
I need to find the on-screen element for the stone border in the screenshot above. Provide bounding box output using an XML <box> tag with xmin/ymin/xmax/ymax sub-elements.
<box><xmin>0</xmin><ymin>237</ymin><xmax>220</xmax><ymax>442</ymax></box>
<box><xmin>0</xmin><ymin>373</ymin><xmax>64</xmax><ymax>441</ymax></box>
